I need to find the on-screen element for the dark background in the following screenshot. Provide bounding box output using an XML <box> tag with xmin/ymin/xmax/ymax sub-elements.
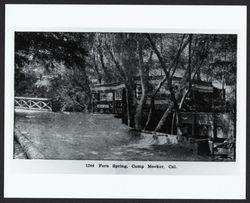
<box><xmin>0</xmin><ymin>0</ymin><xmax>248</xmax><ymax>202</ymax></box>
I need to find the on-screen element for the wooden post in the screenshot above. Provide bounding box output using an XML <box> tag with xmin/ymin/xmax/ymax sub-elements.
<box><xmin>122</xmin><ymin>88</ymin><xmax>127</xmax><ymax>124</ymax></box>
<box><xmin>28</xmin><ymin>99</ymin><xmax>32</xmax><ymax>109</ymax></box>
<box><xmin>192</xmin><ymin>112</ymin><xmax>196</xmax><ymax>137</ymax></box>
<box><xmin>211</xmin><ymin>92</ymin><xmax>217</xmax><ymax>156</ymax></box>
<box><xmin>171</xmin><ymin>112</ymin><xmax>176</xmax><ymax>135</ymax></box>
<box><xmin>112</xmin><ymin>90</ymin><xmax>115</xmax><ymax>114</ymax></box>
<box><xmin>211</xmin><ymin>113</ymin><xmax>217</xmax><ymax>156</ymax></box>
<box><xmin>91</xmin><ymin>94</ymin><xmax>94</xmax><ymax>113</ymax></box>
<box><xmin>191</xmin><ymin>90</ymin><xmax>197</xmax><ymax>138</ymax></box>
<box><xmin>188</xmin><ymin>34</ymin><xmax>193</xmax><ymax>91</ymax></box>
<box><xmin>233</xmin><ymin>103</ymin><xmax>236</xmax><ymax>161</ymax></box>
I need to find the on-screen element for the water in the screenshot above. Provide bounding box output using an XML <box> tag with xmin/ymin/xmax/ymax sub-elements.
<box><xmin>14</xmin><ymin>110</ymin><xmax>209</xmax><ymax>161</ymax></box>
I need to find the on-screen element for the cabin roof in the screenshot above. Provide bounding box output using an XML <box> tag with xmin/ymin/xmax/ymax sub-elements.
<box><xmin>91</xmin><ymin>75</ymin><xmax>220</xmax><ymax>94</ymax></box>
<box><xmin>91</xmin><ymin>83</ymin><xmax>125</xmax><ymax>92</ymax></box>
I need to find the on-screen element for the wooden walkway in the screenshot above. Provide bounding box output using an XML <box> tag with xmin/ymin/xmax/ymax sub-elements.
<box><xmin>14</xmin><ymin>97</ymin><xmax>52</xmax><ymax>111</ymax></box>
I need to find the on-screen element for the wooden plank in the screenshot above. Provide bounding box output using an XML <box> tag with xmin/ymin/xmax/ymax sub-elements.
<box><xmin>15</xmin><ymin>106</ymin><xmax>50</xmax><ymax>111</ymax></box>
<box><xmin>15</xmin><ymin>97</ymin><xmax>52</xmax><ymax>101</ymax></box>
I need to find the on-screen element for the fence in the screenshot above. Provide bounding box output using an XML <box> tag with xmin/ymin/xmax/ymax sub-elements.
<box><xmin>14</xmin><ymin>97</ymin><xmax>52</xmax><ymax>111</ymax></box>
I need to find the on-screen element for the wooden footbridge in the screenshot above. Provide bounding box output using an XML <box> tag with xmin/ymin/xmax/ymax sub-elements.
<box><xmin>14</xmin><ymin>97</ymin><xmax>52</xmax><ymax>111</ymax></box>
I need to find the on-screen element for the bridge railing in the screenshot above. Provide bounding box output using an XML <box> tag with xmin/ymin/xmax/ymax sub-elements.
<box><xmin>14</xmin><ymin>97</ymin><xmax>52</xmax><ymax>111</ymax></box>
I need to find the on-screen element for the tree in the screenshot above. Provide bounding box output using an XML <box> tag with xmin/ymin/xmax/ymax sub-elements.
<box><xmin>134</xmin><ymin>34</ymin><xmax>151</xmax><ymax>130</ymax></box>
<box><xmin>102</xmin><ymin>33</ymin><xmax>138</xmax><ymax>127</ymax></box>
<box><xmin>144</xmin><ymin>33</ymin><xmax>189</xmax><ymax>132</ymax></box>
<box><xmin>15</xmin><ymin>32</ymin><xmax>91</xmax><ymax>110</ymax></box>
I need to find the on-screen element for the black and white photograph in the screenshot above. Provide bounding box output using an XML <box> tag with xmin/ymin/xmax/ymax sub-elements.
<box><xmin>4</xmin><ymin>4</ymin><xmax>247</xmax><ymax>200</ymax></box>
<box><xmin>13</xmin><ymin>31</ymin><xmax>237</xmax><ymax>161</ymax></box>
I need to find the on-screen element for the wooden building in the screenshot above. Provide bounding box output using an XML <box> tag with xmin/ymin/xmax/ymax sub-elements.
<box><xmin>91</xmin><ymin>83</ymin><xmax>125</xmax><ymax>115</ymax></box>
<box><xmin>90</xmin><ymin>76</ymin><xmax>234</xmax><ymax>157</ymax></box>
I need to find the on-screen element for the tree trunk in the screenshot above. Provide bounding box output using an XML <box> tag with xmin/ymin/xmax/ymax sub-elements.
<box><xmin>155</xmin><ymin>103</ymin><xmax>174</xmax><ymax>132</ymax></box>
<box><xmin>74</xmin><ymin>63</ymin><xmax>92</xmax><ymax>110</ymax></box>
<box><xmin>144</xmin><ymin>76</ymin><xmax>167</xmax><ymax>130</ymax></box>
<box><xmin>175</xmin><ymin>111</ymin><xmax>183</xmax><ymax>135</ymax></box>
<box><xmin>171</xmin><ymin>112</ymin><xmax>176</xmax><ymax>134</ymax></box>
<box><xmin>146</xmin><ymin>33</ymin><xmax>188</xmax><ymax>133</ymax></box>
<box><xmin>144</xmin><ymin>96</ymin><xmax>155</xmax><ymax>130</ymax></box>
<box><xmin>154</xmin><ymin>87</ymin><xmax>188</xmax><ymax>133</ymax></box>
<box><xmin>135</xmin><ymin>95</ymin><xmax>146</xmax><ymax>130</ymax></box>
<box><xmin>92</xmin><ymin>55</ymin><xmax>102</xmax><ymax>84</ymax></box>
<box><xmin>99</xmin><ymin>50</ymin><xmax>111</xmax><ymax>83</ymax></box>
<box><xmin>134</xmin><ymin>39</ymin><xmax>148</xmax><ymax>130</ymax></box>
<box><xmin>105</xmin><ymin>43</ymin><xmax>136</xmax><ymax>127</ymax></box>
<box><xmin>188</xmin><ymin>34</ymin><xmax>193</xmax><ymax>91</ymax></box>
<box><xmin>126</xmin><ymin>85</ymin><xmax>135</xmax><ymax>128</ymax></box>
